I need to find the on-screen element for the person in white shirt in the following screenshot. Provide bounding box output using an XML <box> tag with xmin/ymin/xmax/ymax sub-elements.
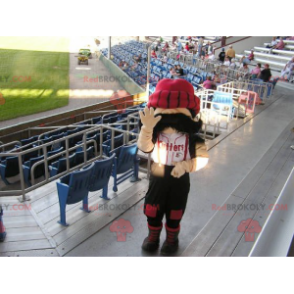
<box><xmin>223</xmin><ymin>57</ymin><xmax>230</xmax><ymax>66</ymax></box>
<box><xmin>207</xmin><ymin>52</ymin><xmax>215</xmax><ymax>61</ymax></box>
<box><xmin>266</xmin><ymin>37</ymin><xmax>278</xmax><ymax>48</ymax></box>
<box><xmin>280</xmin><ymin>57</ymin><xmax>294</xmax><ymax>81</ymax></box>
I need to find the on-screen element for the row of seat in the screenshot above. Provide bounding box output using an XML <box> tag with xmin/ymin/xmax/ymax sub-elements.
<box><xmin>57</xmin><ymin>143</ymin><xmax>140</xmax><ymax>226</ymax></box>
<box><xmin>237</xmin><ymin>45</ymin><xmax>294</xmax><ymax>71</ymax></box>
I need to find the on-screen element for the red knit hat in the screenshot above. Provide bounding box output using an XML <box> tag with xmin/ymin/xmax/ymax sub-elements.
<box><xmin>148</xmin><ymin>79</ymin><xmax>200</xmax><ymax>115</ymax></box>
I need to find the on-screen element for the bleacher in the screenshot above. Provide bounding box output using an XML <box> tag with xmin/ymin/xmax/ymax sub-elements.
<box><xmin>100</xmin><ymin>40</ymin><xmax>210</xmax><ymax>91</ymax></box>
<box><xmin>236</xmin><ymin>38</ymin><xmax>294</xmax><ymax>72</ymax></box>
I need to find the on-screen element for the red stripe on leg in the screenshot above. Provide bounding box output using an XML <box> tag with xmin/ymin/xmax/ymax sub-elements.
<box><xmin>145</xmin><ymin>204</ymin><xmax>158</xmax><ymax>218</ymax></box>
<box><xmin>170</xmin><ymin>209</ymin><xmax>183</xmax><ymax>220</ymax></box>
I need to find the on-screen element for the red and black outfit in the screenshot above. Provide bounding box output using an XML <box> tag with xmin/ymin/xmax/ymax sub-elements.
<box><xmin>138</xmin><ymin>79</ymin><xmax>207</xmax><ymax>255</ymax></box>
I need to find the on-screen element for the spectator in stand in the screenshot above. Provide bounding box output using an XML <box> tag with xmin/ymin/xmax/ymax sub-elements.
<box><xmin>169</xmin><ymin>67</ymin><xmax>176</xmax><ymax>79</ymax></box>
<box><xmin>134</xmin><ymin>54</ymin><xmax>142</xmax><ymax>62</ymax></box>
<box><xmin>151</xmin><ymin>50</ymin><xmax>157</xmax><ymax>58</ymax></box>
<box><xmin>239</xmin><ymin>55</ymin><xmax>251</xmax><ymax>66</ymax></box>
<box><xmin>192</xmin><ymin>52</ymin><xmax>197</xmax><ymax>65</ymax></box>
<box><xmin>162</xmin><ymin>42</ymin><xmax>169</xmax><ymax>52</ymax></box>
<box><xmin>123</xmin><ymin>62</ymin><xmax>129</xmax><ymax>70</ymax></box>
<box><xmin>226</xmin><ymin>45</ymin><xmax>235</xmax><ymax>62</ymax></box>
<box><xmin>237</xmin><ymin>63</ymin><xmax>250</xmax><ymax>80</ymax></box>
<box><xmin>197</xmin><ymin>37</ymin><xmax>204</xmax><ymax>57</ymax></box>
<box><xmin>258</xmin><ymin>64</ymin><xmax>272</xmax><ymax>82</ymax></box>
<box><xmin>266</xmin><ymin>37</ymin><xmax>278</xmax><ymax>48</ymax></box>
<box><xmin>273</xmin><ymin>38</ymin><xmax>285</xmax><ymax>50</ymax></box>
<box><xmin>202</xmin><ymin>76</ymin><xmax>216</xmax><ymax>89</ymax></box>
<box><xmin>251</xmin><ymin>63</ymin><xmax>262</xmax><ymax>79</ymax></box>
<box><xmin>185</xmin><ymin>42</ymin><xmax>190</xmax><ymax>52</ymax></box>
<box><xmin>172</xmin><ymin>36</ymin><xmax>177</xmax><ymax>45</ymax></box>
<box><xmin>200</xmin><ymin>46</ymin><xmax>206</xmax><ymax>60</ymax></box>
<box><xmin>177</xmin><ymin>39</ymin><xmax>183</xmax><ymax>52</ymax></box>
<box><xmin>208</xmin><ymin>52</ymin><xmax>215</xmax><ymax>62</ymax></box>
<box><xmin>219</xmin><ymin>48</ymin><xmax>226</xmax><ymax>63</ymax></box>
<box><xmin>223</xmin><ymin>57</ymin><xmax>231</xmax><ymax>66</ymax></box>
<box><xmin>162</xmin><ymin>53</ymin><xmax>168</xmax><ymax>63</ymax></box>
<box><xmin>188</xmin><ymin>40</ymin><xmax>195</xmax><ymax>50</ymax></box>
<box><xmin>221</xmin><ymin>36</ymin><xmax>226</xmax><ymax>47</ymax></box>
<box><xmin>248</xmin><ymin>50</ymin><xmax>254</xmax><ymax>61</ymax></box>
<box><xmin>119</xmin><ymin>60</ymin><xmax>124</xmax><ymax>67</ymax></box>
<box><xmin>174</xmin><ymin>65</ymin><xmax>184</xmax><ymax>77</ymax></box>
<box><xmin>258</xmin><ymin>64</ymin><xmax>279</xmax><ymax>89</ymax></box>
<box><xmin>230</xmin><ymin>58</ymin><xmax>236</xmax><ymax>69</ymax></box>
<box><xmin>213</xmin><ymin>73</ymin><xmax>221</xmax><ymax>84</ymax></box>
<box><xmin>280</xmin><ymin>57</ymin><xmax>294</xmax><ymax>81</ymax></box>
<box><xmin>206</xmin><ymin>42</ymin><xmax>213</xmax><ymax>54</ymax></box>
<box><xmin>131</xmin><ymin>61</ymin><xmax>138</xmax><ymax>71</ymax></box>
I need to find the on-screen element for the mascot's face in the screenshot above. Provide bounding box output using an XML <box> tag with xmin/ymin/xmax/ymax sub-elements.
<box><xmin>146</xmin><ymin>78</ymin><xmax>202</xmax><ymax>140</ymax></box>
<box><xmin>153</xmin><ymin>107</ymin><xmax>202</xmax><ymax>136</ymax></box>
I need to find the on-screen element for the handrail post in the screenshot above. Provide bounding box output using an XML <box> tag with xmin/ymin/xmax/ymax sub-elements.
<box><xmin>65</xmin><ymin>138</ymin><xmax>69</xmax><ymax>172</ymax></box>
<box><xmin>18</xmin><ymin>153</ymin><xmax>30</xmax><ymax>202</ymax></box>
<box><xmin>83</xmin><ymin>133</ymin><xmax>87</xmax><ymax>164</ymax></box>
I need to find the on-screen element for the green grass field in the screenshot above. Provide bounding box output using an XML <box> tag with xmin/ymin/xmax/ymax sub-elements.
<box><xmin>0</xmin><ymin>37</ymin><xmax>70</xmax><ymax>121</ymax></box>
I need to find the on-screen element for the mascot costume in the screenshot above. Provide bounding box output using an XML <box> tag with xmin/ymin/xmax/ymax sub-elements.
<box><xmin>138</xmin><ymin>78</ymin><xmax>209</xmax><ymax>255</ymax></box>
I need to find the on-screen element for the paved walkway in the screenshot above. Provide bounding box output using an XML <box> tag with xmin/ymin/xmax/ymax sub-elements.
<box><xmin>65</xmin><ymin>88</ymin><xmax>294</xmax><ymax>257</ymax></box>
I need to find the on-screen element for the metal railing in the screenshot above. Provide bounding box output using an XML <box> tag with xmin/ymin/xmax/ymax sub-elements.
<box><xmin>249</xmin><ymin>168</ymin><xmax>294</xmax><ymax>257</ymax></box>
<box><xmin>220</xmin><ymin>80</ymin><xmax>272</xmax><ymax>100</ymax></box>
<box><xmin>0</xmin><ymin>120</ymin><xmax>140</xmax><ymax>201</ymax></box>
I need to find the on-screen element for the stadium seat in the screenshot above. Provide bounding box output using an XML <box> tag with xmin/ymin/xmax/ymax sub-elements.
<box><xmin>75</xmin><ymin>146</ymin><xmax>95</xmax><ymax>166</ymax></box>
<box><xmin>110</xmin><ymin>143</ymin><xmax>140</xmax><ymax>192</ymax></box>
<box><xmin>88</xmin><ymin>154</ymin><xmax>115</xmax><ymax>200</ymax></box>
<box><xmin>57</xmin><ymin>163</ymin><xmax>94</xmax><ymax>226</ymax></box>
<box><xmin>23</xmin><ymin>155</ymin><xmax>45</xmax><ymax>186</ymax></box>
<box><xmin>49</xmin><ymin>153</ymin><xmax>76</xmax><ymax>177</ymax></box>
<box><xmin>92</xmin><ymin>116</ymin><xmax>102</xmax><ymax>125</ymax></box>
<box><xmin>102</xmin><ymin>133</ymin><xmax>124</xmax><ymax>156</ymax></box>
<box><xmin>0</xmin><ymin>156</ymin><xmax>20</xmax><ymax>185</ymax></box>
<box><xmin>20</xmin><ymin>135</ymin><xmax>39</xmax><ymax>146</ymax></box>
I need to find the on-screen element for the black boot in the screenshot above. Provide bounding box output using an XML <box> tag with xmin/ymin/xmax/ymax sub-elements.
<box><xmin>160</xmin><ymin>224</ymin><xmax>180</xmax><ymax>256</ymax></box>
<box><xmin>141</xmin><ymin>224</ymin><xmax>162</xmax><ymax>252</ymax></box>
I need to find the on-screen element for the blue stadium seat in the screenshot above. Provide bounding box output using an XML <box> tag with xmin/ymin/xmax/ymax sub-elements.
<box><xmin>75</xmin><ymin>146</ymin><xmax>95</xmax><ymax>166</ymax></box>
<box><xmin>102</xmin><ymin>133</ymin><xmax>124</xmax><ymax>156</ymax></box>
<box><xmin>23</xmin><ymin>147</ymin><xmax>64</xmax><ymax>186</ymax></box>
<box><xmin>0</xmin><ymin>156</ymin><xmax>20</xmax><ymax>185</ymax></box>
<box><xmin>20</xmin><ymin>135</ymin><xmax>39</xmax><ymax>146</ymax></box>
<box><xmin>110</xmin><ymin>143</ymin><xmax>140</xmax><ymax>192</ymax></box>
<box><xmin>49</xmin><ymin>153</ymin><xmax>76</xmax><ymax>177</ymax></box>
<box><xmin>23</xmin><ymin>155</ymin><xmax>45</xmax><ymax>186</ymax></box>
<box><xmin>88</xmin><ymin>154</ymin><xmax>115</xmax><ymax>200</ymax></box>
<box><xmin>57</xmin><ymin>163</ymin><xmax>94</xmax><ymax>226</ymax></box>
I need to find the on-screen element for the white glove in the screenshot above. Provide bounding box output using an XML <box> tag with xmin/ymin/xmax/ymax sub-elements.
<box><xmin>139</xmin><ymin>107</ymin><xmax>161</xmax><ymax>131</ymax></box>
<box><xmin>171</xmin><ymin>162</ymin><xmax>186</xmax><ymax>178</ymax></box>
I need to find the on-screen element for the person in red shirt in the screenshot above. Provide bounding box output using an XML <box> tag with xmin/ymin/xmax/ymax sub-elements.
<box><xmin>151</xmin><ymin>50</ymin><xmax>157</xmax><ymax>58</ymax></box>
<box><xmin>202</xmin><ymin>76</ymin><xmax>216</xmax><ymax>89</ymax></box>
<box><xmin>185</xmin><ymin>42</ymin><xmax>190</xmax><ymax>52</ymax></box>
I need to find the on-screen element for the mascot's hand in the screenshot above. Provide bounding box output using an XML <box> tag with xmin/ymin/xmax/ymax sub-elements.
<box><xmin>139</xmin><ymin>107</ymin><xmax>161</xmax><ymax>131</ymax></box>
<box><xmin>171</xmin><ymin>162</ymin><xmax>186</xmax><ymax>178</ymax></box>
